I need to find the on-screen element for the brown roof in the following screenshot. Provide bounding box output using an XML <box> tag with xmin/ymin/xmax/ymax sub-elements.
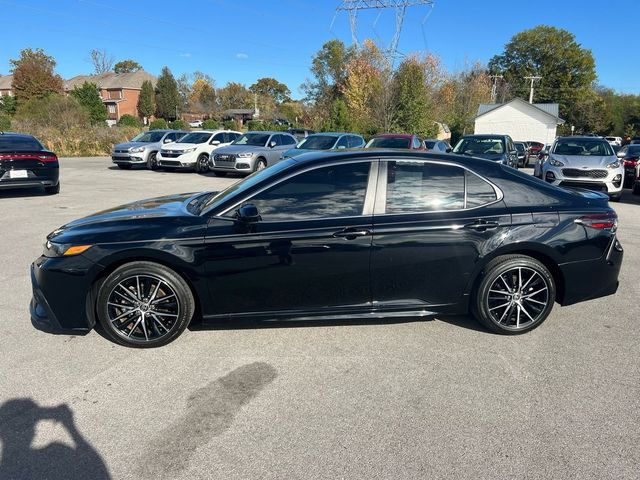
<box><xmin>64</xmin><ymin>70</ymin><xmax>156</xmax><ymax>91</ymax></box>
<box><xmin>0</xmin><ymin>74</ymin><xmax>13</xmax><ymax>90</ymax></box>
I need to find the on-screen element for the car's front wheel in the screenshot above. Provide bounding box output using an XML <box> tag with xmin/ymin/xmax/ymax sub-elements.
<box><xmin>254</xmin><ymin>158</ymin><xmax>267</xmax><ymax>172</ymax></box>
<box><xmin>196</xmin><ymin>154</ymin><xmax>210</xmax><ymax>173</ymax></box>
<box><xmin>472</xmin><ymin>255</ymin><xmax>555</xmax><ymax>334</ymax></box>
<box><xmin>147</xmin><ymin>152</ymin><xmax>159</xmax><ymax>171</ymax></box>
<box><xmin>95</xmin><ymin>261</ymin><xmax>195</xmax><ymax>348</ymax></box>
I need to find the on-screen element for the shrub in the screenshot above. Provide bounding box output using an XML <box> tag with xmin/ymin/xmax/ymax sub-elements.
<box><xmin>169</xmin><ymin>119</ymin><xmax>189</xmax><ymax>130</ymax></box>
<box><xmin>0</xmin><ymin>113</ymin><xmax>11</xmax><ymax>131</ymax></box>
<box><xmin>202</xmin><ymin>119</ymin><xmax>219</xmax><ymax>130</ymax></box>
<box><xmin>222</xmin><ymin>120</ymin><xmax>237</xmax><ymax>130</ymax></box>
<box><xmin>15</xmin><ymin>94</ymin><xmax>89</xmax><ymax>132</ymax></box>
<box><xmin>149</xmin><ymin>118</ymin><xmax>168</xmax><ymax>130</ymax></box>
<box><xmin>117</xmin><ymin>114</ymin><xmax>142</xmax><ymax>128</ymax></box>
<box><xmin>246</xmin><ymin>119</ymin><xmax>264</xmax><ymax>131</ymax></box>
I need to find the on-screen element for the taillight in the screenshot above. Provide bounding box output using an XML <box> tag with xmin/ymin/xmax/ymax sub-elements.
<box><xmin>38</xmin><ymin>154</ymin><xmax>58</xmax><ymax>163</ymax></box>
<box><xmin>575</xmin><ymin>212</ymin><xmax>618</xmax><ymax>231</ymax></box>
<box><xmin>623</xmin><ymin>156</ymin><xmax>639</xmax><ymax>166</ymax></box>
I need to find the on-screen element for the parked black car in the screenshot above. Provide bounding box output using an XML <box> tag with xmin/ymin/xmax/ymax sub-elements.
<box><xmin>31</xmin><ymin>150</ymin><xmax>622</xmax><ymax>347</ymax></box>
<box><xmin>616</xmin><ymin>144</ymin><xmax>640</xmax><ymax>188</ymax></box>
<box><xmin>0</xmin><ymin>132</ymin><xmax>60</xmax><ymax>194</ymax></box>
<box><xmin>453</xmin><ymin>134</ymin><xmax>519</xmax><ymax>168</ymax></box>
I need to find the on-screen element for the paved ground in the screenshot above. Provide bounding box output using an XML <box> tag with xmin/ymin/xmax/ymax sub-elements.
<box><xmin>0</xmin><ymin>157</ymin><xmax>638</xmax><ymax>479</ymax></box>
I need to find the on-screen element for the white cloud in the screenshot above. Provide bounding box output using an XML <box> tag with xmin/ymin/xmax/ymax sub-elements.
<box><xmin>236</xmin><ymin>53</ymin><xmax>249</xmax><ymax>60</ymax></box>
<box><xmin>180</xmin><ymin>52</ymin><xmax>191</xmax><ymax>58</ymax></box>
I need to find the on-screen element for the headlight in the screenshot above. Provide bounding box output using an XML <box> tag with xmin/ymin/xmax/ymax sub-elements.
<box><xmin>44</xmin><ymin>241</ymin><xmax>93</xmax><ymax>258</ymax></box>
<box><xmin>181</xmin><ymin>148</ymin><xmax>197</xmax><ymax>154</ymax></box>
<box><xmin>237</xmin><ymin>152</ymin><xmax>253</xmax><ymax>158</ymax></box>
<box><xmin>549</xmin><ymin>158</ymin><xmax>565</xmax><ymax>167</ymax></box>
<box><xmin>129</xmin><ymin>146</ymin><xmax>145</xmax><ymax>153</ymax></box>
<box><xmin>606</xmin><ymin>160</ymin><xmax>621</xmax><ymax>169</ymax></box>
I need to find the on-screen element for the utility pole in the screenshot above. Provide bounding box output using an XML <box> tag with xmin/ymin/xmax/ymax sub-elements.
<box><xmin>524</xmin><ymin>76</ymin><xmax>542</xmax><ymax>104</ymax></box>
<box><xmin>489</xmin><ymin>75</ymin><xmax>503</xmax><ymax>103</ymax></box>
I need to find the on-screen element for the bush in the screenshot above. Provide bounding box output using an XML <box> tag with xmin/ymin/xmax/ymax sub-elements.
<box><xmin>0</xmin><ymin>113</ymin><xmax>10</xmax><ymax>131</ymax></box>
<box><xmin>202</xmin><ymin>119</ymin><xmax>219</xmax><ymax>130</ymax></box>
<box><xmin>169</xmin><ymin>119</ymin><xmax>189</xmax><ymax>130</ymax></box>
<box><xmin>15</xmin><ymin>94</ymin><xmax>89</xmax><ymax>131</ymax></box>
<box><xmin>222</xmin><ymin>120</ymin><xmax>237</xmax><ymax>130</ymax></box>
<box><xmin>149</xmin><ymin>118</ymin><xmax>168</xmax><ymax>130</ymax></box>
<box><xmin>117</xmin><ymin>114</ymin><xmax>142</xmax><ymax>128</ymax></box>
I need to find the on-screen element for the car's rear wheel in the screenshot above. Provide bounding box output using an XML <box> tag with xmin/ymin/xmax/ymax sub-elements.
<box><xmin>147</xmin><ymin>152</ymin><xmax>159</xmax><ymax>171</ymax></box>
<box><xmin>472</xmin><ymin>255</ymin><xmax>555</xmax><ymax>334</ymax></box>
<box><xmin>117</xmin><ymin>164</ymin><xmax>132</xmax><ymax>170</ymax></box>
<box><xmin>96</xmin><ymin>262</ymin><xmax>195</xmax><ymax>348</ymax></box>
<box><xmin>633</xmin><ymin>183</ymin><xmax>640</xmax><ymax>195</ymax></box>
<box><xmin>196</xmin><ymin>154</ymin><xmax>210</xmax><ymax>173</ymax></box>
<box><xmin>45</xmin><ymin>183</ymin><xmax>60</xmax><ymax>195</ymax></box>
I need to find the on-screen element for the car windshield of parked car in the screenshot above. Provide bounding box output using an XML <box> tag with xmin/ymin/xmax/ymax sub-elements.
<box><xmin>552</xmin><ymin>139</ymin><xmax>614</xmax><ymax>156</ymax></box>
<box><xmin>453</xmin><ymin>138</ymin><xmax>504</xmax><ymax>155</ymax></box>
<box><xmin>0</xmin><ymin>136</ymin><xmax>43</xmax><ymax>151</ymax></box>
<box><xmin>366</xmin><ymin>137</ymin><xmax>411</xmax><ymax>149</ymax></box>
<box><xmin>424</xmin><ymin>140</ymin><xmax>436</xmax><ymax>149</ymax></box>
<box><xmin>131</xmin><ymin>131</ymin><xmax>165</xmax><ymax>143</ymax></box>
<box><xmin>177</xmin><ymin>132</ymin><xmax>212</xmax><ymax>144</ymax></box>
<box><xmin>233</xmin><ymin>133</ymin><xmax>270</xmax><ymax>146</ymax></box>
<box><xmin>296</xmin><ymin>135</ymin><xmax>338</xmax><ymax>150</ymax></box>
<box><xmin>515</xmin><ymin>143</ymin><xmax>525</xmax><ymax>152</ymax></box>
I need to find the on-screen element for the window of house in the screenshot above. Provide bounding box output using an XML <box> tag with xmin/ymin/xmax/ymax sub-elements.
<box><xmin>108</xmin><ymin>104</ymin><xmax>116</xmax><ymax>114</ymax></box>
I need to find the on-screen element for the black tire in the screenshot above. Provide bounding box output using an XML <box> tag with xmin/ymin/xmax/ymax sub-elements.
<box><xmin>254</xmin><ymin>158</ymin><xmax>267</xmax><ymax>172</ymax></box>
<box><xmin>196</xmin><ymin>154</ymin><xmax>210</xmax><ymax>173</ymax></box>
<box><xmin>633</xmin><ymin>183</ymin><xmax>640</xmax><ymax>195</ymax></box>
<box><xmin>45</xmin><ymin>183</ymin><xmax>60</xmax><ymax>195</ymax></box>
<box><xmin>471</xmin><ymin>255</ymin><xmax>555</xmax><ymax>335</ymax></box>
<box><xmin>117</xmin><ymin>164</ymin><xmax>132</xmax><ymax>170</ymax></box>
<box><xmin>95</xmin><ymin>261</ymin><xmax>195</xmax><ymax>348</ymax></box>
<box><xmin>609</xmin><ymin>193</ymin><xmax>622</xmax><ymax>202</ymax></box>
<box><xmin>147</xmin><ymin>152</ymin><xmax>159</xmax><ymax>171</ymax></box>
<box><xmin>213</xmin><ymin>171</ymin><xmax>227</xmax><ymax>177</ymax></box>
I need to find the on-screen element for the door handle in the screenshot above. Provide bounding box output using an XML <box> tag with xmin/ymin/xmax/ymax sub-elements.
<box><xmin>332</xmin><ymin>228</ymin><xmax>371</xmax><ymax>239</ymax></box>
<box><xmin>464</xmin><ymin>220</ymin><xmax>499</xmax><ymax>232</ymax></box>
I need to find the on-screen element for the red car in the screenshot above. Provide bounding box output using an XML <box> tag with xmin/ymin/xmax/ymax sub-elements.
<box><xmin>365</xmin><ymin>134</ymin><xmax>425</xmax><ymax>150</ymax></box>
<box><xmin>527</xmin><ymin>141</ymin><xmax>544</xmax><ymax>154</ymax></box>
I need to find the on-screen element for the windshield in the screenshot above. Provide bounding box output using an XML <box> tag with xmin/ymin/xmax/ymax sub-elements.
<box><xmin>233</xmin><ymin>133</ymin><xmax>270</xmax><ymax>146</ymax></box>
<box><xmin>424</xmin><ymin>140</ymin><xmax>436</xmax><ymax>149</ymax></box>
<box><xmin>296</xmin><ymin>135</ymin><xmax>338</xmax><ymax>150</ymax></box>
<box><xmin>198</xmin><ymin>160</ymin><xmax>295</xmax><ymax>214</ymax></box>
<box><xmin>178</xmin><ymin>132</ymin><xmax>212</xmax><ymax>144</ymax></box>
<box><xmin>552</xmin><ymin>139</ymin><xmax>614</xmax><ymax>156</ymax></box>
<box><xmin>0</xmin><ymin>136</ymin><xmax>43</xmax><ymax>152</ymax></box>
<box><xmin>131</xmin><ymin>131</ymin><xmax>165</xmax><ymax>143</ymax></box>
<box><xmin>515</xmin><ymin>143</ymin><xmax>525</xmax><ymax>152</ymax></box>
<box><xmin>366</xmin><ymin>137</ymin><xmax>411</xmax><ymax>149</ymax></box>
<box><xmin>453</xmin><ymin>137</ymin><xmax>504</xmax><ymax>155</ymax></box>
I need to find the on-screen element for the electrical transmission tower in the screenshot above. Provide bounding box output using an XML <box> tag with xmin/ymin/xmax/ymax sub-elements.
<box><xmin>335</xmin><ymin>0</ymin><xmax>435</xmax><ymax>64</ymax></box>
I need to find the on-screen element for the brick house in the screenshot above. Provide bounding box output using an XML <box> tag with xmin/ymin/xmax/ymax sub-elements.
<box><xmin>64</xmin><ymin>70</ymin><xmax>156</xmax><ymax>124</ymax></box>
<box><xmin>0</xmin><ymin>75</ymin><xmax>13</xmax><ymax>97</ymax></box>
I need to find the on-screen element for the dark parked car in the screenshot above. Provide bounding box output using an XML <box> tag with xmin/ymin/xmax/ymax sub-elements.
<box><xmin>366</xmin><ymin>134</ymin><xmax>425</xmax><ymax>149</ymax></box>
<box><xmin>0</xmin><ymin>132</ymin><xmax>60</xmax><ymax>194</ymax></box>
<box><xmin>616</xmin><ymin>144</ymin><xmax>640</xmax><ymax>188</ymax></box>
<box><xmin>30</xmin><ymin>150</ymin><xmax>623</xmax><ymax>347</ymax></box>
<box><xmin>453</xmin><ymin>134</ymin><xmax>519</xmax><ymax>167</ymax></box>
<box><xmin>513</xmin><ymin>141</ymin><xmax>529</xmax><ymax>167</ymax></box>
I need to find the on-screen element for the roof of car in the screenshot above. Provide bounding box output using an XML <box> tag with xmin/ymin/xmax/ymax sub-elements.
<box><xmin>307</xmin><ymin>132</ymin><xmax>351</xmax><ymax>137</ymax></box>
<box><xmin>462</xmin><ymin>134</ymin><xmax>505</xmax><ymax>139</ymax></box>
<box><xmin>373</xmin><ymin>133</ymin><xmax>415</xmax><ymax>139</ymax></box>
<box><xmin>246</xmin><ymin>130</ymin><xmax>295</xmax><ymax>135</ymax></box>
<box><xmin>0</xmin><ymin>132</ymin><xmax>36</xmax><ymax>139</ymax></box>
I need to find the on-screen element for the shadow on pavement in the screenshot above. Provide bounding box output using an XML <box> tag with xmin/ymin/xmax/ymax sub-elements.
<box><xmin>0</xmin><ymin>187</ymin><xmax>47</xmax><ymax>198</ymax></box>
<box><xmin>0</xmin><ymin>398</ymin><xmax>111</xmax><ymax>480</ymax></box>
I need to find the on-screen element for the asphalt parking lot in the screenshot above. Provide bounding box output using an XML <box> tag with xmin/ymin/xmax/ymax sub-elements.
<box><xmin>1</xmin><ymin>157</ymin><xmax>638</xmax><ymax>479</ymax></box>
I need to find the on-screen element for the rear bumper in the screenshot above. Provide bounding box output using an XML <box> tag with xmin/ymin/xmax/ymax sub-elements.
<box><xmin>559</xmin><ymin>236</ymin><xmax>623</xmax><ymax>306</ymax></box>
<box><xmin>0</xmin><ymin>170</ymin><xmax>59</xmax><ymax>190</ymax></box>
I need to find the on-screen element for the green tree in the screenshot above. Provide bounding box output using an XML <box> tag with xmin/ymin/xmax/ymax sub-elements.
<box><xmin>217</xmin><ymin>82</ymin><xmax>253</xmax><ymax>111</ymax></box>
<box><xmin>189</xmin><ymin>78</ymin><xmax>216</xmax><ymax>114</ymax></box>
<box><xmin>0</xmin><ymin>113</ymin><xmax>10</xmax><ymax>131</ymax></box>
<box><xmin>117</xmin><ymin>114</ymin><xmax>142</xmax><ymax>128</ymax></box>
<box><xmin>250</xmin><ymin>77</ymin><xmax>291</xmax><ymax>104</ymax></box>
<box><xmin>149</xmin><ymin>118</ymin><xmax>168</xmax><ymax>130</ymax></box>
<box><xmin>488</xmin><ymin>26</ymin><xmax>597</xmax><ymax>125</ymax></box>
<box><xmin>137</xmin><ymin>79</ymin><xmax>156</xmax><ymax>120</ymax></box>
<box><xmin>69</xmin><ymin>81</ymin><xmax>107</xmax><ymax>125</ymax></box>
<box><xmin>392</xmin><ymin>57</ymin><xmax>433</xmax><ymax>136</ymax></box>
<box><xmin>155</xmin><ymin>67</ymin><xmax>180</xmax><ymax>120</ymax></box>
<box><xmin>0</xmin><ymin>95</ymin><xmax>17</xmax><ymax>115</ymax></box>
<box><xmin>114</xmin><ymin>60</ymin><xmax>142</xmax><ymax>74</ymax></box>
<box><xmin>10</xmin><ymin>48</ymin><xmax>64</xmax><ymax>103</ymax></box>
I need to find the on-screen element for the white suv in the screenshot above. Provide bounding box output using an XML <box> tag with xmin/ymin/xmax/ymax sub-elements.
<box><xmin>157</xmin><ymin>130</ymin><xmax>241</xmax><ymax>172</ymax></box>
<box><xmin>542</xmin><ymin>136</ymin><xmax>623</xmax><ymax>201</ymax></box>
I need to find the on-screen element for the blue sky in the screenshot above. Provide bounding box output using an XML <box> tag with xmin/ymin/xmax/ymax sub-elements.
<box><xmin>1</xmin><ymin>0</ymin><xmax>638</xmax><ymax>98</ymax></box>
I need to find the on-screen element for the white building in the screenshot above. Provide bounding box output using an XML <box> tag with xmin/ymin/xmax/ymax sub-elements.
<box><xmin>474</xmin><ymin>98</ymin><xmax>564</xmax><ymax>145</ymax></box>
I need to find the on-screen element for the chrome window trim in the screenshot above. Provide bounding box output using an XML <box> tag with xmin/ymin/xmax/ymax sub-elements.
<box><xmin>218</xmin><ymin>158</ymin><xmax>379</xmax><ymax>222</ymax></box>
<box><xmin>374</xmin><ymin>158</ymin><xmax>504</xmax><ymax>216</ymax></box>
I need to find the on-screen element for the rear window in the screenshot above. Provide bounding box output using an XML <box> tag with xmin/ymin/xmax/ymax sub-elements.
<box><xmin>366</xmin><ymin>137</ymin><xmax>411</xmax><ymax>149</ymax></box>
<box><xmin>0</xmin><ymin>136</ymin><xmax>44</xmax><ymax>152</ymax></box>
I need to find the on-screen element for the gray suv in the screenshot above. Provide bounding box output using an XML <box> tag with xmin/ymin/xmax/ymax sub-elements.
<box><xmin>211</xmin><ymin>131</ymin><xmax>298</xmax><ymax>176</ymax></box>
<box><xmin>111</xmin><ymin>130</ymin><xmax>187</xmax><ymax>170</ymax></box>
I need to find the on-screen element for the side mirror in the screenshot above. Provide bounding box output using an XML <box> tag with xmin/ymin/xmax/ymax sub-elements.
<box><xmin>163</xmin><ymin>138</ymin><xmax>173</xmax><ymax>143</ymax></box>
<box><xmin>269</xmin><ymin>140</ymin><xmax>277</xmax><ymax>148</ymax></box>
<box><xmin>210</xmin><ymin>140</ymin><xmax>220</xmax><ymax>146</ymax></box>
<box><xmin>236</xmin><ymin>204</ymin><xmax>261</xmax><ymax>224</ymax></box>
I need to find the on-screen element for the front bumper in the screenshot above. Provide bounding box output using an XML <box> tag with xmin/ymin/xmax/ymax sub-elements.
<box><xmin>543</xmin><ymin>165</ymin><xmax>623</xmax><ymax>195</ymax></box>
<box><xmin>29</xmin><ymin>255</ymin><xmax>97</xmax><ymax>333</ymax></box>
<box><xmin>111</xmin><ymin>151</ymin><xmax>148</xmax><ymax>164</ymax></box>
<box><xmin>157</xmin><ymin>152</ymin><xmax>198</xmax><ymax>169</ymax></box>
<box><xmin>211</xmin><ymin>154</ymin><xmax>256</xmax><ymax>173</ymax></box>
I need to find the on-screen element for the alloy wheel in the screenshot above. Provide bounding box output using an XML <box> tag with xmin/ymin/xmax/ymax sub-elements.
<box><xmin>106</xmin><ymin>275</ymin><xmax>180</xmax><ymax>342</ymax></box>
<box><xmin>485</xmin><ymin>266</ymin><xmax>550</xmax><ymax>331</ymax></box>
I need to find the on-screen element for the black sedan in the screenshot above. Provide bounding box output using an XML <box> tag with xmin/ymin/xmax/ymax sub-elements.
<box><xmin>30</xmin><ymin>150</ymin><xmax>623</xmax><ymax>347</ymax></box>
<box><xmin>0</xmin><ymin>132</ymin><xmax>60</xmax><ymax>194</ymax></box>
